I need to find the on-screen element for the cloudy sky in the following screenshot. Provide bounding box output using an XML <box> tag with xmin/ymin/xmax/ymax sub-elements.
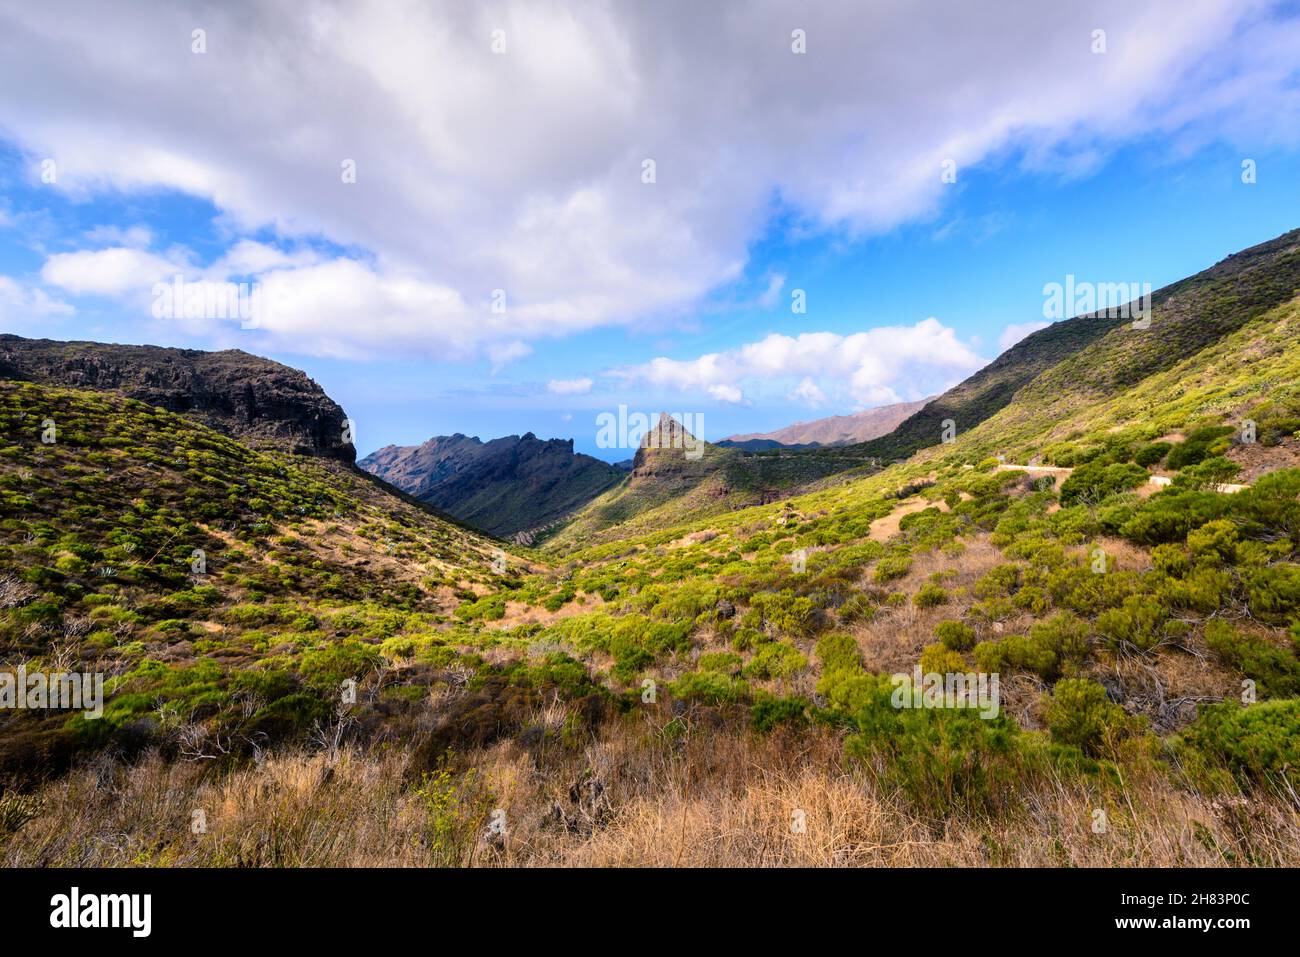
<box><xmin>2</xmin><ymin>0</ymin><xmax>1300</xmax><ymax>458</ymax></box>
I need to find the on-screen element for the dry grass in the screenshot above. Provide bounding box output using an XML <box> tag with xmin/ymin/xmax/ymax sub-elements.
<box><xmin>5</xmin><ymin>713</ymin><xmax>1297</xmax><ymax>868</ymax></box>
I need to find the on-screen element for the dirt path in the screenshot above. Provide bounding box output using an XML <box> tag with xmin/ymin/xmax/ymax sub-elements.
<box><xmin>869</xmin><ymin>497</ymin><xmax>948</xmax><ymax>541</ymax></box>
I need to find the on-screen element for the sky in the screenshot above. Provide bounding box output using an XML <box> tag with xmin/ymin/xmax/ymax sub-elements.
<box><xmin>1</xmin><ymin>0</ymin><xmax>1300</xmax><ymax>461</ymax></box>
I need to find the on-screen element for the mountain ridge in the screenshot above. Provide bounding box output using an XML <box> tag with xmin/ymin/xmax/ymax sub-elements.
<box><xmin>359</xmin><ymin>431</ymin><xmax>623</xmax><ymax>538</ymax></box>
<box><xmin>0</xmin><ymin>334</ymin><xmax>356</xmax><ymax>463</ymax></box>
<box><xmin>722</xmin><ymin>397</ymin><xmax>932</xmax><ymax>448</ymax></box>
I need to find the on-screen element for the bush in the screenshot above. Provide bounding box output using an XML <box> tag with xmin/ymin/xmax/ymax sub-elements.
<box><xmin>299</xmin><ymin>640</ymin><xmax>381</xmax><ymax>691</ymax></box>
<box><xmin>815</xmin><ymin>632</ymin><xmax>863</xmax><ymax>676</ymax></box>
<box><xmin>913</xmin><ymin>583</ymin><xmax>949</xmax><ymax>608</ymax></box>
<box><xmin>697</xmin><ymin>651</ymin><xmax>742</xmax><ymax>674</ymax></box>
<box><xmin>974</xmin><ymin>564</ymin><xmax>1021</xmax><ymax>599</ymax></box>
<box><xmin>1233</xmin><ymin>468</ymin><xmax>1300</xmax><ymax>541</ymax></box>
<box><xmin>1165</xmin><ymin>426</ymin><xmax>1234</xmax><ymax>471</ymax></box>
<box><xmin>1184</xmin><ymin>699</ymin><xmax>1300</xmax><ymax>786</ymax></box>
<box><xmin>1186</xmin><ymin>520</ymin><xmax>1239</xmax><ymax>565</ymax></box>
<box><xmin>873</xmin><ymin>554</ymin><xmax>912</xmax><ymax>583</ymax></box>
<box><xmin>1096</xmin><ymin>594</ymin><xmax>1168</xmax><ymax>651</ymax></box>
<box><xmin>1133</xmin><ymin>442</ymin><xmax>1172</xmax><ymax>468</ymax></box>
<box><xmin>1244</xmin><ymin>565</ymin><xmax>1300</xmax><ymax>624</ymax></box>
<box><xmin>1044</xmin><ymin>678</ymin><xmax>1130</xmax><ymax>755</ymax></box>
<box><xmin>750</xmin><ymin>693</ymin><xmax>810</xmax><ymax>733</ymax></box>
<box><xmin>1121</xmin><ymin>491</ymin><xmax>1231</xmax><ymax>545</ymax></box>
<box><xmin>935</xmin><ymin>620</ymin><xmax>976</xmax><ymax>652</ymax></box>
<box><xmin>841</xmin><ymin>675</ymin><xmax>1027</xmax><ymax>818</ymax></box>
<box><xmin>1059</xmin><ymin>461</ymin><xmax>1148</xmax><ymax>507</ymax></box>
<box><xmin>749</xmin><ymin>590</ymin><xmax>821</xmax><ymax>637</ymax></box>
<box><xmin>668</xmin><ymin>670</ymin><xmax>749</xmax><ymax>705</ymax></box>
<box><xmin>1203</xmin><ymin>620</ymin><xmax>1300</xmax><ymax>698</ymax></box>
<box><xmin>838</xmin><ymin>592</ymin><xmax>875</xmax><ymax>623</ymax></box>
<box><xmin>1160</xmin><ymin>566</ymin><xmax>1232</xmax><ymax>613</ymax></box>
<box><xmin>742</xmin><ymin>641</ymin><xmax>807</xmax><ymax>680</ymax></box>
<box><xmin>919</xmin><ymin>642</ymin><xmax>967</xmax><ymax>675</ymax></box>
<box><xmin>1013</xmin><ymin>612</ymin><xmax>1092</xmax><ymax>681</ymax></box>
<box><xmin>1172</xmin><ymin>456</ymin><xmax>1241</xmax><ymax>492</ymax></box>
<box><xmin>1151</xmin><ymin>543</ymin><xmax>1191</xmax><ymax>578</ymax></box>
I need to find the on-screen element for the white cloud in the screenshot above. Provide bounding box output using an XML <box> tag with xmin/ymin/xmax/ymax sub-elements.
<box><xmin>0</xmin><ymin>276</ymin><xmax>73</xmax><ymax>318</ymax></box>
<box><xmin>2</xmin><ymin>1</ymin><xmax>1298</xmax><ymax>358</ymax></box>
<box><xmin>999</xmin><ymin>320</ymin><xmax>1052</xmax><ymax>351</ymax></box>
<box><xmin>616</xmin><ymin>317</ymin><xmax>987</xmax><ymax>406</ymax></box>
<box><xmin>547</xmin><ymin>377</ymin><xmax>593</xmax><ymax>396</ymax></box>
<box><xmin>40</xmin><ymin>247</ymin><xmax>183</xmax><ymax>296</ymax></box>
<box><xmin>788</xmin><ymin>377</ymin><xmax>827</xmax><ymax>407</ymax></box>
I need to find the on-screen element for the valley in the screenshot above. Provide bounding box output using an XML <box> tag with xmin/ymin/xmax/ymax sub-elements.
<box><xmin>2</xmin><ymin>230</ymin><xmax>1300</xmax><ymax>868</ymax></box>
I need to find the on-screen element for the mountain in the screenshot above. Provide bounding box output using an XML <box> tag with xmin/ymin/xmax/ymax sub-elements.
<box><xmin>359</xmin><ymin>432</ymin><xmax>623</xmax><ymax>539</ymax></box>
<box><xmin>0</xmin><ymin>374</ymin><xmax>507</xmax><ymax>777</ymax></box>
<box><xmin>722</xmin><ymin>398</ymin><xmax>930</xmax><ymax>448</ymax></box>
<box><xmin>6</xmin><ymin>229</ymin><xmax>1300</xmax><ymax>868</ymax></box>
<box><xmin>547</xmin><ymin>413</ymin><xmax>882</xmax><ymax>549</ymax></box>
<box><xmin>0</xmin><ymin>334</ymin><xmax>355</xmax><ymax>462</ymax></box>
<box><xmin>853</xmin><ymin>228</ymin><xmax>1300</xmax><ymax>464</ymax></box>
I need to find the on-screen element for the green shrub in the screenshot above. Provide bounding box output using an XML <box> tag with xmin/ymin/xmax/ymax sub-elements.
<box><xmin>1160</xmin><ymin>566</ymin><xmax>1232</xmax><ymax>613</ymax></box>
<box><xmin>1001</xmin><ymin>612</ymin><xmax>1092</xmax><ymax>681</ymax></box>
<box><xmin>749</xmin><ymin>589</ymin><xmax>821</xmax><ymax>637</ymax></box>
<box><xmin>837</xmin><ymin>592</ymin><xmax>875</xmax><ymax>623</ymax></box>
<box><xmin>1120</xmin><ymin>491</ymin><xmax>1231</xmax><ymax>545</ymax></box>
<box><xmin>1172</xmin><ymin>456</ymin><xmax>1241</xmax><ymax>492</ymax></box>
<box><xmin>1245</xmin><ymin>565</ymin><xmax>1300</xmax><ymax>624</ymax></box>
<box><xmin>1204</xmin><ymin>620</ymin><xmax>1300</xmax><ymax>698</ymax></box>
<box><xmin>697</xmin><ymin>651</ymin><xmax>742</xmax><ymax>674</ymax></box>
<box><xmin>1165</xmin><ymin>427</ymin><xmax>1234</xmax><ymax>471</ymax></box>
<box><xmin>873</xmin><ymin>553</ymin><xmax>913</xmax><ymax>583</ymax></box>
<box><xmin>913</xmin><ymin>583</ymin><xmax>949</xmax><ymax>608</ymax></box>
<box><xmin>742</xmin><ymin>641</ymin><xmax>807</xmax><ymax>680</ymax></box>
<box><xmin>919</xmin><ymin>643</ymin><xmax>967</xmax><ymax>675</ymax></box>
<box><xmin>1096</xmin><ymin>594</ymin><xmax>1168</xmax><ymax>651</ymax></box>
<box><xmin>1133</xmin><ymin>442</ymin><xmax>1172</xmax><ymax>468</ymax></box>
<box><xmin>935</xmin><ymin>620</ymin><xmax>976</xmax><ymax>652</ymax></box>
<box><xmin>1184</xmin><ymin>699</ymin><xmax>1300</xmax><ymax>786</ymax></box>
<box><xmin>1233</xmin><ymin>468</ymin><xmax>1300</xmax><ymax>541</ymax></box>
<box><xmin>668</xmin><ymin>670</ymin><xmax>749</xmax><ymax>705</ymax></box>
<box><xmin>1044</xmin><ymin>678</ymin><xmax>1130</xmax><ymax>755</ymax></box>
<box><xmin>1059</xmin><ymin>461</ymin><xmax>1148</xmax><ymax>507</ymax></box>
<box><xmin>749</xmin><ymin>693</ymin><xmax>809</xmax><ymax>733</ymax></box>
<box><xmin>815</xmin><ymin>632</ymin><xmax>863</xmax><ymax>676</ymax></box>
<box><xmin>1151</xmin><ymin>543</ymin><xmax>1191</xmax><ymax>578</ymax></box>
<box><xmin>974</xmin><ymin>564</ymin><xmax>1021</xmax><ymax>600</ymax></box>
<box><xmin>841</xmin><ymin>674</ymin><xmax>1027</xmax><ymax>818</ymax></box>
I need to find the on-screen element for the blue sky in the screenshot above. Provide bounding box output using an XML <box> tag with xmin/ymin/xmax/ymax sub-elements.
<box><xmin>2</xmin><ymin>1</ymin><xmax>1300</xmax><ymax>460</ymax></box>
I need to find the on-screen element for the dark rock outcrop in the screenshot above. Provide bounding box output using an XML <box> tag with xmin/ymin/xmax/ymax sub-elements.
<box><xmin>0</xmin><ymin>334</ymin><xmax>355</xmax><ymax>462</ymax></box>
<box><xmin>360</xmin><ymin>432</ymin><xmax>622</xmax><ymax>538</ymax></box>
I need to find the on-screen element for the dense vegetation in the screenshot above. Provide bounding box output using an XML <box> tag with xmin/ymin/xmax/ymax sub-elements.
<box><xmin>3</xmin><ymin>230</ymin><xmax>1300</xmax><ymax>867</ymax></box>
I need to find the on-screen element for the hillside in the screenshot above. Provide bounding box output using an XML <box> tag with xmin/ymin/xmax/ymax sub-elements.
<box><xmin>547</xmin><ymin>414</ymin><xmax>882</xmax><ymax>550</ymax></box>
<box><xmin>723</xmin><ymin>397</ymin><xmax>930</xmax><ymax>447</ymax></box>
<box><xmin>359</xmin><ymin>432</ymin><xmax>623</xmax><ymax>539</ymax></box>
<box><xmin>5</xmin><ymin>231</ymin><xmax>1300</xmax><ymax>868</ymax></box>
<box><xmin>0</xmin><ymin>334</ymin><xmax>356</xmax><ymax>462</ymax></box>
<box><xmin>852</xmin><ymin>228</ymin><xmax>1300</xmax><ymax>463</ymax></box>
<box><xmin>0</xmin><ymin>379</ymin><xmax>513</xmax><ymax>777</ymax></box>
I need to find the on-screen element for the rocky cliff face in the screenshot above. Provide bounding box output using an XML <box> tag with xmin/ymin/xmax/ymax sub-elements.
<box><xmin>0</xmin><ymin>335</ymin><xmax>356</xmax><ymax>463</ymax></box>
<box><xmin>360</xmin><ymin>432</ymin><xmax>623</xmax><ymax>538</ymax></box>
